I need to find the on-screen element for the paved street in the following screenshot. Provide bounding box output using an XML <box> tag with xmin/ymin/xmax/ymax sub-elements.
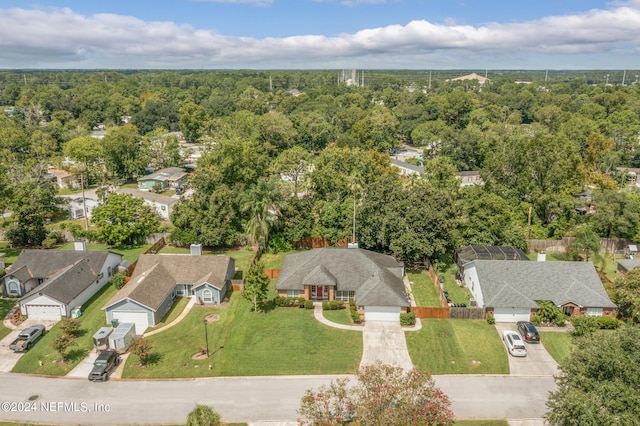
<box><xmin>0</xmin><ymin>372</ymin><xmax>556</xmax><ymax>425</ymax></box>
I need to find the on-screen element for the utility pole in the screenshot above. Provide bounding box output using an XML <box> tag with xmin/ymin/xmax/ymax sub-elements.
<box><xmin>81</xmin><ymin>171</ymin><xmax>89</xmax><ymax>231</ymax></box>
<box><xmin>527</xmin><ymin>206</ymin><xmax>533</xmax><ymax>239</ymax></box>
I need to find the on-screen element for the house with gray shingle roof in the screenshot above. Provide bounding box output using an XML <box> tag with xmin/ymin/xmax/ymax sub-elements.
<box><xmin>276</xmin><ymin>247</ymin><xmax>408</xmax><ymax>322</ymax></box>
<box><xmin>462</xmin><ymin>260</ymin><xmax>616</xmax><ymax>322</ymax></box>
<box><xmin>103</xmin><ymin>251</ymin><xmax>235</xmax><ymax>335</ymax></box>
<box><xmin>616</xmin><ymin>258</ymin><xmax>640</xmax><ymax>275</ymax></box>
<box><xmin>1</xmin><ymin>247</ymin><xmax>122</xmax><ymax>321</ymax></box>
<box><xmin>137</xmin><ymin>167</ymin><xmax>188</xmax><ymax>192</ymax></box>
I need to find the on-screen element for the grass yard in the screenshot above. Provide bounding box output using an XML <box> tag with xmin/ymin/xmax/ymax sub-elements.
<box><xmin>260</xmin><ymin>249</ymin><xmax>305</xmax><ymax>270</ymax></box>
<box><xmin>146</xmin><ymin>297</ymin><xmax>190</xmax><ymax>331</ymax></box>
<box><xmin>409</xmin><ymin>270</ymin><xmax>442</xmax><ymax>307</ymax></box>
<box><xmin>322</xmin><ymin>308</ymin><xmax>353</xmax><ymax>326</ymax></box>
<box><xmin>0</xmin><ymin>296</ymin><xmax>17</xmax><ymax>341</ymax></box>
<box><xmin>406</xmin><ymin>319</ymin><xmax>509</xmax><ymax>375</ymax></box>
<box><xmin>442</xmin><ymin>265</ymin><xmax>472</xmax><ymax>305</ymax></box>
<box><xmin>122</xmin><ymin>290</ymin><xmax>362</xmax><ymax>378</ymax></box>
<box><xmin>158</xmin><ymin>246</ymin><xmax>256</xmax><ymax>279</ymax></box>
<box><xmin>0</xmin><ymin>242</ymin><xmax>22</xmax><ymax>267</ymax></box>
<box><xmin>540</xmin><ymin>332</ymin><xmax>574</xmax><ymax>364</ymax></box>
<box><xmin>58</xmin><ymin>242</ymin><xmax>151</xmax><ymax>263</ymax></box>
<box><xmin>11</xmin><ymin>283</ymin><xmax>118</xmax><ymax>376</ymax></box>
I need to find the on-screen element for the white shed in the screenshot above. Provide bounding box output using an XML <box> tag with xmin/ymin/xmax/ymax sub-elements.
<box><xmin>109</xmin><ymin>322</ymin><xmax>136</xmax><ymax>353</ymax></box>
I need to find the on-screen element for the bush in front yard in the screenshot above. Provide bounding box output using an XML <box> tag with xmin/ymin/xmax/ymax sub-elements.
<box><xmin>571</xmin><ymin>315</ymin><xmax>599</xmax><ymax>337</ymax></box>
<box><xmin>486</xmin><ymin>315</ymin><xmax>495</xmax><ymax>325</ymax></box>
<box><xmin>323</xmin><ymin>300</ymin><xmax>346</xmax><ymax>310</ymax></box>
<box><xmin>597</xmin><ymin>316</ymin><xmax>622</xmax><ymax>329</ymax></box>
<box><xmin>400</xmin><ymin>312</ymin><xmax>415</xmax><ymax>326</ymax></box>
<box><xmin>304</xmin><ymin>300</ymin><xmax>314</xmax><ymax>309</ymax></box>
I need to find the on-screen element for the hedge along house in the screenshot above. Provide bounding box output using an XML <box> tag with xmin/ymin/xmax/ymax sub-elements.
<box><xmin>276</xmin><ymin>247</ymin><xmax>409</xmax><ymax>322</ymax></box>
<box><xmin>103</xmin><ymin>247</ymin><xmax>235</xmax><ymax>335</ymax></box>
<box><xmin>0</xmin><ymin>244</ymin><xmax>122</xmax><ymax>321</ymax></box>
<box><xmin>462</xmin><ymin>259</ymin><xmax>617</xmax><ymax>322</ymax></box>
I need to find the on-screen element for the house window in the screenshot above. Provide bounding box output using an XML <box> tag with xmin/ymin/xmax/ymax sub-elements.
<box><xmin>7</xmin><ymin>281</ymin><xmax>19</xmax><ymax>296</ymax></box>
<box><xmin>563</xmin><ymin>306</ymin><xmax>574</xmax><ymax>316</ymax></box>
<box><xmin>202</xmin><ymin>289</ymin><xmax>213</xmax><ymax>303</ymax></box>
<box><xmin>286</xmin><ymin>290</ymin><xmax>300</xmax><ymax>297</ymax></box>
<box><xmin>586</xmin><ymin>308</ymin><xmax>603</xmax><ymax>317</ymax></box>
<box><xmin>335</xmin><ymin>291</ymin><xmax>355</xmax><ymax>302</ymax></box>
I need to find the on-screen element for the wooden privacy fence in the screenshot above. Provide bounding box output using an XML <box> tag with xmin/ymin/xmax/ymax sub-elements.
<box><xmin>264</xmin><ymin>269</ymin><xmax>280</xmax><ymax>279</ymax></box>
<box><xmin>410</xmin><ymin>306</ymin><xmax>486</xmax><ymax>320</ymax></box>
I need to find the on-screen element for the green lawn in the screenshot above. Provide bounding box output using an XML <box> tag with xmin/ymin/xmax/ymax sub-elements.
<box><xmin>540</xmin><ymin>332</ymin><xmax>574</xmax><ymax>364</ymax></box>
<box><xmin>146</xmin><ymin>297</ymin><xmax>190</xmax><ymax>331</ymax></box>
<box><xmin>11</xmin><ymin>283</ymin><xmax>118</xmax><ymax>376</ymax></box>
<box><xmin>122</xmin><ymin>290</ymin><xmax>362</xmax><ymax>378</ymax></box>
<box><xmin>158</xmin><ymin>246</ymin><xmax>256</xmax><ymax>279</ymax></box>
<box><xmin>406</xmin><ymin>319</ymin><xmax>509</xmax><ymax>375</ymax></box>
<box><xmin>58</xmin><ymin>242</ymin><xmax>152</xmax><ymax>263</ymax></box>
<box><xmin>0</xmin><ymin>296</ymin><xmax>17</xmax><ymax>341</ymax></box>
<box><xmin>409</xmin><ymin>270</ymin><xmax>442</xmax><ymax>307</ymax></box>
<box><xmin>442</xmin><ymin>265</ymin><xmax>473</xmax><ymax>305</ymax></box>
<box><xmin>0</xmin><ymin>242</ymin><xmax>22</xmax><ymax>267</ymax></box>
<box><xmin>322</xmin><ymin>308</ymin><xmax>353</xmax><ymax>326</ymax></box>
<box><xmin>260</xmin><ymin>249</ymin><xmax>305</xmax><ymax>270</ymax></box>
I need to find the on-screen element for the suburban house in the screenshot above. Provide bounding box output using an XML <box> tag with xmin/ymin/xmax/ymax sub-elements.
<box><xmin>391</xmin><ymin>158</ymin><xmax>423</xmax><ymax>177</ymax></box>
<box><xmin>137</xmin><ymin>167</ymin><xmax>188</xmax><ymax>192</ymax></box>
<box><xmin>45</xmin><ymin>168</ymin><xmax>78</xmax><ymax>189</ymax></box>
<box><xmin>456</xmin><ymin>171</ymin><xmax>484</xmax><ymax>186</ymax></box>
<box><xmin>116</xmin><ymin>188</ymin><xmax>178</xmax><ymax>220</ymax></box>
<box><xmin>276</xmin><ymin>247</ymin><xmax>409</xmax><ymax>322</ymax></box>
<box><xmin>68</xmin><ymin>197</ymin><xmax>99</xmax><ymax>219</ymax></box>
<box><xmin>103</xmin><ymin>247</ymin><xmax>235</xmax><ymax>335</ymax></box>
<box><xmin>462</xmin><ymin>259</ymin><xmax>617</xmax><ymax>322</ymax></box>
<box><xmin>0</xmin><ymin>243</ymin><xmax>122</xmax><ymax>321</ymax></box>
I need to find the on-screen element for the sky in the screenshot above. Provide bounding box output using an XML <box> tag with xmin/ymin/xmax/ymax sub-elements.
<box><xmin>1</xmin><ymin>0</ymin><xmax>640</xmax><ymax>69</ymax></box>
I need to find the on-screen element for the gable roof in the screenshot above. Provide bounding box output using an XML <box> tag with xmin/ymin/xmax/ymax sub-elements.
<box><xmin>7</xmin><ymin>249</ymin><xmax>114</xmax><ymax>284</ymax></box>
<box><xmin>116</xmin><ymin>188</ymin><xmax>179</xmax><ymax>206</ymax></box>
<box><xmin>138</xmin><ymin>167</ymin><xmax>187</xmax><ymax>183</ymax></box>
<box><xmin>276</xmin><ymin>248</ymin><xmax>407</xmax><ymax>307</ymax></box>
<box><xmin>617</xmin><ymin>258</ymin><xmax>640</xmax><ymax>273</ymax></box>
<box><xmin>104</xmin><ymin>254</ymin><xmax>232</xmax><ymax>311</ymax></box>
<box><xmin>469</xmin><ymin>260</ymin><xmax>616</xmax><ymax>309</ymax></box>
<box><xmin>10</xmin><ymin>250</ymin><xmax>121</xmax><ymax>305</ymax></box>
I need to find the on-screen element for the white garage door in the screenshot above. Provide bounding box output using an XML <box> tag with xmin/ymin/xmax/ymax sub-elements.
<box><xmin>493</xmin><ymin>308</ymin><xmax>531</xmax><ymax>323</ymax></box>
<box><xmin>364</xmin><ymin>306</ymin><xmax>400</xmax><ymax>322</ymax></box>
<box><xmin>26</xmin><ymin>304</ymin><xmax>62</xmax><ymax>321</ymax></box>
<box><xmin>112</xmin><ymin>311</ymin><xmax>149</xmax><ymax>335</ymax></box>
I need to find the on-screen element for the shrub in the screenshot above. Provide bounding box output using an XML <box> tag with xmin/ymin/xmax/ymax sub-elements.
<box><xmin>597</xmin><ymin>316</ymin><xmax>621</xmax><ymax>329</ymax></box>
<box><xmin>554</xmin><ymin>314</ymin><xmax>567</xmax><ymax>327</ymax></box>
<box><xmin>267</xmin><ymin>234</ymin><xmax>293</xmax><ymax>254</ymax></box>
<box><xmin>322</xmin><ymin>300</ymin><xmax>330</xmax><ymax>310</ymax></box>
<box><xmin>571</xmin><ymin>315</ymin><xmax>599</xmax><ymax>337</ymax></box>
<box><xmin>186</xmin><ymin>404</ymin><xmax>220</xmax><ymax>426</ymax></box>
<box><xmin>111</xmin><ymin>271</ymin><xmax>127</xmax><ymax>290</ymax></box>
<box><xmin>351</xmin><ymin>309</ymin><xmax>361</xmax><ymax>323</ymax></box>
<box><xmin>486</xmin><ymin>315</ymin><xmax>495</xmax><ymax>325</ymax></box>
<box><xmin>304</xmin><ymin>300</ymin><xmax>314</xmax><ymax>309</ymax></box>
<box><xmin>531</xmin><ymin>314</ymin><xmax>542</xmax><ymax>326</ymax></box>
<box><xmin>400</xmin><ymin>312</ymin><xmax>415</xmax><ymax>326</ymax></box>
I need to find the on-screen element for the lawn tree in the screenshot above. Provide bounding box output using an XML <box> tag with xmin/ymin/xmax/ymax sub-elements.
<box><xmin>129</xmin><ymin>337</ymin><xmax>154</xmax><ymax>367</ymax></box>
<box><xmin>272</xmin><ymin>146</ymin><xmax>311</xmax><ymax>198</ymax></box>
<box><xmin>59</xmin><ymin>318</ymin><xmax>82</xmax><ymax>338</ymax></box>
<box><xmin>570</xmin><ymin>224</ymin><xmax>603</xmax><ymax>265</ymax></box>
<box><xmin>612</xmin><ymin>268</ymin><xmax>640</xmax><ymax>323</ymax></box>
<box><xmin>101</xmin><ymin>124</ymin><xmax>147</xmax><ymax>179</ymax></box>
<box><xmin>91</xmin><ymin>193</ymin><xmax>161</xmax><ymax>246</ymax></box>
<box><xmin>242</xmin><ymin>259</ymin><xmax>270</xmax><ymax>313</ymax></box>
<box><xmin>299</xmin><ymin>362</ymin><xmax>454</xmax><ymax>426</ymax></box>
<box><xmin>179</xmin><ymin>102</ymin><xmax>210</xmax><ymax>142</ymax></box>
<box><xmin>186</xmin><ymin>404</ymin><xmax>221</xmax><ymax>426</ymax></box>
<box><xmin>546</xmin><ymin>327</ymin><xmax>640</xmax><ymax>425</ymax></box>
<box><xmin>50</xmin><ymin>333</ymin><xmax>77</xmax><ymax>363</ymax></box>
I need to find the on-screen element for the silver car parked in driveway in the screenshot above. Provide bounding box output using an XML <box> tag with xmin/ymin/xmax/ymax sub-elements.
<box><xmin>502</xmin><ymin>330</ymin><xmax>527</xmax><ymax>357</ymax></box>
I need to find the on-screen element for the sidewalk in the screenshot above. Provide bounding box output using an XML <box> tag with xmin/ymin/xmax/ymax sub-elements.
<box><xmin>144</xmin><ymin>297</ymin><xmax>196</xmax><ymax>337</ymax></box>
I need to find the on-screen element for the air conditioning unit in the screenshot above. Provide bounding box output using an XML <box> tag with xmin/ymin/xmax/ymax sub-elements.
<box><xmin>469</xmin><ymin>298</ymin><xmax>477</xmax><ymax>307</ymax></box>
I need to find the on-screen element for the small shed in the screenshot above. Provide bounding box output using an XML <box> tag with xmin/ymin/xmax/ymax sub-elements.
<box><xmin>92</xmin><ymin>327</ymin><xmax>114</xmax><ymax>352</ymax></box>
<box><xmin>108</xmin><ymin>322</ymin><xmax>136</xmax><ymax>353</ymax></box>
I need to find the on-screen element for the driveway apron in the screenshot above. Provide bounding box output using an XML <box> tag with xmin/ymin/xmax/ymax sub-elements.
<box><xmin>494</xmin><ymin>323</ymin><xmax>560</xmax><ymax>376</ymax></box>
<box><xmin>360</xmin><ymin>320</ymin><xmax>413</xmax><ymax>370</ymax></box>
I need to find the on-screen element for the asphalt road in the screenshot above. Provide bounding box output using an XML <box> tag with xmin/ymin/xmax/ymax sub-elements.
<box><xmin>0</xmin><ymin>373</ymin><xmax>556</xmax><ymax>425</ymax></box>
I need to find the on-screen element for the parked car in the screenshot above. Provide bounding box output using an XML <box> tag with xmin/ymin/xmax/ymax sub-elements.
<box><xmin>517</xmin><ymin>321</ymin><xmax>540</xmax><ymax>343</ymax></box>
<box><xmin>9</xmin><ymin>324</ymin><xmax>46</xmax><ymax>352</ymax></box>
<box><xmin>502</xmin><ymin>330</ymin><xmax>527</xmax><ymax>357</ymax></box>
<box><xmin>88</xmin><ymin>350</ymin><xmax>120</xmax><ymax>382</ymax></box>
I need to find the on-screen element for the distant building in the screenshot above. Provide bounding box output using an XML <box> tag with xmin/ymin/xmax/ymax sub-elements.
<box><xmin>46</xmin><ymin>168</ymin><xmax>78</xmax><ymax>189</ymax></box>
<box><xmin>68</xmin><ymin>197</ymin><xmax>99</xmax><ymax>219</ymax></box>
<box><xmin>117</xmin><ymin>188</ymin><xmax>178</xmax><ymax>220</ymax></box>
<box><xmin>137</xmin><ymin>167</ymin><xmax>188</xmax><ymax>192</ymax></box>
<box><xmin>456</xmin><ymin>171</ymin><xmax>484</xmax><ymax>187</ymax></box>
<box><xmin>390</xmin><ymin>158</ymin><xmax>423</xmax><ymax>177</ymax></box>
<box><xmin>448</xmin><ymin>72</ymin><xmax>490</xmax><ymax>85</ymax></box>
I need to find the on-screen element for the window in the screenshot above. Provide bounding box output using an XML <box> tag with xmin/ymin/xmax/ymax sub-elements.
<box><xmin>286</xmin><ymin>290</ymin><xmax>300</xmax><ymax>297</ymax></box>
<box><xmin>586</xmin><ymin>307</ymin><xmax>603</xmax><ymax>317</ymax></box>
<box><xmin>563</xmin><ymin>306</ymin><xmax>574</xmax><ymax>316</ymax></box>
<box><xmin>202</xmin><ymin>289</ymin><xmax>213</xmax><ymax>303</ymax></box>
<box><xmin>335</xmin><ymin>290</ymin><xmax>355</xmax><ymax>302</ymax></box>
<box><xmin>7</xmin><ymin>281</ymin><xmax>19</xmax><ymax>296</ymax></box>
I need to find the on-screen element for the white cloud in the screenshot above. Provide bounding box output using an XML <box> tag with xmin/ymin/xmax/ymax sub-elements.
<box><xmin>0</xmin><ymin>4</ymin><xmax>639</xmax><ymax>69</ymax></box>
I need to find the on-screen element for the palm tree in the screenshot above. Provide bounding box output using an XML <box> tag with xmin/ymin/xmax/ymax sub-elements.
<box><xmin>242</xmin><ymin>178</ymin><xmax>281</xmax><ymax>250</ymax></box>
<box><xmin>571</xmin><ymin>225</ymin><xmax>604</xmax><ymax>268</ymax></box>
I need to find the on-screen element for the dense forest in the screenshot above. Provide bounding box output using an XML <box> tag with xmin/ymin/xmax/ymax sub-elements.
<box><xmin>1</xmin><ymin>69</ymin><xmax>640</xmax><ymax>264</ymax></box>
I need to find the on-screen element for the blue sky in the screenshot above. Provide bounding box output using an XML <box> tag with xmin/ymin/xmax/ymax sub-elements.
<box><xmin>1</xmin><ymin>0</ymin><xmax>639</xmax><ymax>69</ymax></box>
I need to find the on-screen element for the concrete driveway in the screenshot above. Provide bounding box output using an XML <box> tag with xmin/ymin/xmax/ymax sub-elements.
<box><xmin>494</xmin><ymin>323</ymin><xmax>560</xmax><ymax>376</ymax></box>
<box><xmin>0</xmin><ymin>320</ymin><xmax>56</xmax><ymax>372</ymax></box>
<box><xmin>360</xmin><ymin>320</ymin><xmax>413</xmax><ymax>370</ymax></box>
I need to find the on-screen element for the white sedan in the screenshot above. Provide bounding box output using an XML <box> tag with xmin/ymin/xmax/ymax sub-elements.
<box><xmin>502</xmin><ymin>330</ymin><xmax>527</xmax><ymax>357</ymax></box>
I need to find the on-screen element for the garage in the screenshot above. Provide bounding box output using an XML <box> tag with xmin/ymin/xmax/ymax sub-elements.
<box><xmin>111</xmin><ymin>311</ymin><xmax>148</xmax><ymax>335</ymax></box>
<box><xmin>25</xmin><ymin>304</ymin><xmax>62</xmax><ymax>321</ymax></box>
<box><xmin>364</xmin><ymin>305</ymin><xmax>401</xmax><ymax>322</ymax></box>
<box><xmin>493</xmin><ymin>307</ymin><xmax>531</xmax><ymax>323</ymax></box>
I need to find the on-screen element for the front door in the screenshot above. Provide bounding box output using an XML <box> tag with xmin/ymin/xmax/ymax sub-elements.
<box><xmin>317</xmin><ymin>286</ymin><xmax>323</xmax><ymax>298</ymax></box>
